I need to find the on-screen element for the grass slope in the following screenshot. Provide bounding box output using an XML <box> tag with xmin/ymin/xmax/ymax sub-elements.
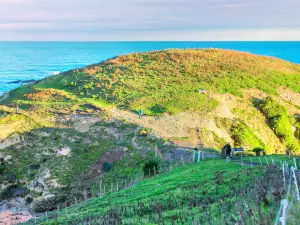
<box><xmin>25</xmin><ymin>157</ymin><xmax>299</xmax><ymax>225</ymax></box>
<box><xmin>2</xmin><ymin>49</ymin><xmax>300</xmax><ymax>115</ymax></box>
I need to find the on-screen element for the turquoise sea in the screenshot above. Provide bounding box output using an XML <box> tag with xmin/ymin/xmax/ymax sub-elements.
<box><xmin>0</xmin><ymin>41</ymin><xmax>300</xmax><ymax>95</ymax></box>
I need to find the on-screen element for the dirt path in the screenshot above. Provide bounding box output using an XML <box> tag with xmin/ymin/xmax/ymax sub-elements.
<box><xmin>111</xmin><ymin>108</ymin><xmax>231</xmax><ymax>148</ymax></box>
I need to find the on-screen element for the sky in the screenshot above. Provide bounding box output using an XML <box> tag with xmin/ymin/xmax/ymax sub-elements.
<box><xmin>0</xmin><ymin>0</ymin><xmax>299</xmax><ymax>41</ymax></box>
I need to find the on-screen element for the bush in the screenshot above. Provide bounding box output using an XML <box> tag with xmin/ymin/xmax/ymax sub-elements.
<box><xmin>260</xmin><ymin>97</ymin><xmax>300</xmax><ymax>153</ymax></box>
<box><xmin>230</xmin><ymin>120</ymin><xmax>265</xmax><ymax>152</ymax></box>
<box><xmin>143</xmin><ymin>159</ymin><xmax>159</xmax><ymax>177</ymax></box>
<box><xmin>0</xmin><ymin>184</ymin><xmax>28</xmax><ymax>200</ymax></box>
<box><xmin>143</xmin><ymin>152</ymin><xmax>162</xmax><ymax>177</ymax></box>
<box><xmin>253</xmin><ymin>147</ymin><xmax>265</xmax><ymax>156</ymax></box>
<box><xmin>103</xmin><ymin>162</ymin><xmax>112</xmax><ymax>172</ymax></box>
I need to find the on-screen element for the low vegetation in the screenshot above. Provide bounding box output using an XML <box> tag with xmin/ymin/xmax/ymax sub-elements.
<box><xmin>260</xmin><ymin>97</ymin><xmax>300</xmax><ymax>153</ymax></box>
<box><xmin>0</xmin><ymin>49</ymin><xmax>300</xmax><ymax>223</ymax></box>
<box><xmin>24</xmin><ymin>158</ymin><xmax>299</xmax><ymax>225</ymax></box>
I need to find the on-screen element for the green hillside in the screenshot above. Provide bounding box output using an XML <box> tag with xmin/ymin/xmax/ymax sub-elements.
<box><xmin>25</xmin><ymin>157</ymin><xmax>299</xmax><ymax>225</ymax></box>
<box><xmin>0</xmin><ymin>49</ymin><xmax>300</xmax><ymax>222</ymax></box>
<box><xmin>2</xmin><ymin>49</ymin><xmax>300</xmax><ymax>115</ymax></box>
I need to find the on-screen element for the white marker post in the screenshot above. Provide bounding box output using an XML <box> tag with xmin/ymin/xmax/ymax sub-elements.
<box><xmin>192</xmin><ymin>151</ymin><xmax>196</xmax><ymax>162</ymax></box>
<box><xmin>279</xmin><ymin>199</ymin><xmax>288</xmax><ymax>225</ymax></box>
<box><xmin>197</xmin><ymin>150</ymin><xmax>201</xmax><ymax>162</ymax></box>
<box><xmin>293</xmin><ymin>158</ymin><xmax>297</xmax><ymax>170</ymax></box>
<box><xmin>250</xmin><ymin>157</ymin><xmax>253</xmax><ymax>166</ymax></box>
<box><xmin>291</xmin><ymin>166</ymin><xmax>300</xmax><ymax>201</ymax></box>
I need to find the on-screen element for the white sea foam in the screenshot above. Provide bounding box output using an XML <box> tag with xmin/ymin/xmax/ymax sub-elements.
<box><xmin>47</xmin><ymin>71</ymin><xmax>60</xmax><ymax>75</ymax></box>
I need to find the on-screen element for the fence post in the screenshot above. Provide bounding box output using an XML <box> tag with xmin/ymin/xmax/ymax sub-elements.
<box><xmin>259</xmin><ymin>157</ymin><xmax>262</xmax><ymax>166</ymax></box>
<box><xmin>83</xmin><ymin>189</ymin><xmax>88</xmax><ymax>202</ymax></box>
<box><xmin>197</xmin><ymin>150</ymin><xmax>201</xmax><ymax>162</ymax></box>
<box><xmin>99</xmin><ymin>180</ymin><xmax>102</xmax><ymax>197</ymax></box>
<box><xmin>282</xmin><ymin>163</ymin><xmax>285</xmax><ymax>186</ymax></box>
<box><xmin>265</xmin><ymin>157</ymin><xmax>269</xmax><ymax>166</ymax></box>
<box><xmin>192</xmin><ymin>151</ymin><xmax>196</xmax><ymax>162</ymax></box>
<box><xmin>241</xmin><ymin>153</ymin><xmax>243</xmax><ymax>167</ymax></box>
<box><xmin>293</xmin><ymin>158</ymin><xmax>297</xmax><ymax>170</ymax></box>
<box><xmin>291</xmin><ymin>166</ymin><xmax>300</xmax><ymax>201</ymax></box>
<box><xmin>279</xmin><ymin>199</ymin><xmax>288</xmax><ymax>225</ymax></box>
<box><xmin>57</xmin><ymin>205</ymin><xmax>60</xmax><ymax>218</ymax></box>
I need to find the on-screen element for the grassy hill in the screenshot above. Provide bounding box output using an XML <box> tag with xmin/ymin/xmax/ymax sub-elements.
<box><xmin>0</xmin><ymin>49</ymin><xmax>300</xmax><ymax>221</ymax></box>
<box><xmin>25</xmin><ymin>157</ymin><xmax>299</xmax><ymax>225</ymax></box>
<box><xmin>3</xmin><ymin>49</ymin><xmax>300</xmax><ymax>115</ymax></box>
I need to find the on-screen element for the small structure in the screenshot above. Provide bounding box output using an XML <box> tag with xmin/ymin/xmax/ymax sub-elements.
<box><xmin>198</xmin><ymin>89</ymin><xmax>208</xmax><ymax>95</ymax></box>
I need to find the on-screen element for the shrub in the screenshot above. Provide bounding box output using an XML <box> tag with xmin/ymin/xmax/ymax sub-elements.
<box><xmin>253</xmin><ymin>147</ymin><xmax>265</xmax><ymax>156</ymax></box>
<box><xmin>143</xmin><ymin>152</ymin><xmax>162</xmax><ymax>177</ymax></box>
<box><xmin>143</xmin><ymin>159</ymin><xmax>159</xmax><ymax>177</ymax></box>
<box><xmin>261</xmin><ymin>97</ymin><xmax>300</xmax><ymax>153</ymax></box>
<box><xmin>230</xmin><ymin>120</ymin><xmax>265</xmax><ymax>151</ymax></box>
<box><xmin>103</xmin><ymin>162</ymin><xmax>112</xmax><ymax>172</ymax></box>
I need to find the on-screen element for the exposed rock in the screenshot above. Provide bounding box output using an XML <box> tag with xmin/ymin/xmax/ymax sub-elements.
<box><xmin>0</xmin><ymin>134</ymin><xmax>21</xmax><ymax>150</ymax></box>
<box><xmin>56</xmin><ymin>146</ymin><xmax>71</xmax><ymax>156</ymax></box>
<box><xmin>28</xmin><ymin>181</ymin><xmax>44</xmax><ymax>196</ymax></box>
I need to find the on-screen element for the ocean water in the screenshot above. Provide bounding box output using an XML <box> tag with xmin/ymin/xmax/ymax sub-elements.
<box><xmin>0</xmin><ymin>41</ymin><xmax>300</xmax><ymax>95</ymax></box>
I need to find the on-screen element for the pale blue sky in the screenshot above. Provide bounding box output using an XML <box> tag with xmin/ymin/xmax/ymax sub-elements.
<box><xmin>0</xmin><ymin>0</ymin><xmax>299</xmax><ymax>40</ymax></box>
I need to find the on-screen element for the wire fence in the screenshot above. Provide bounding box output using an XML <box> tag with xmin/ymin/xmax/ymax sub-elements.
<box><xmin>23</xmin><ymin>155</ymin><xmax>299</xmax><ymax>225</ymax></box>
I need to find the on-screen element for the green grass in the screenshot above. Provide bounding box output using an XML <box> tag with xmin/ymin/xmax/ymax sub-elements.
<box><xmin>4</xmin><ymin>49</ymin><xmax>300</xmax><ymax>116</ymax></box>
<box><xmin>241</xmin><ymin>154</ymin><xmax>300</xmax><ymax>167</ymax></box>
<box><xmin>23</xmin><ymin>159</ymin><xmax>294</xmax><ymax>225</ymax></box>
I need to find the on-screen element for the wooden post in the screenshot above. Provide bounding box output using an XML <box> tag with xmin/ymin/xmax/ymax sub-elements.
<box><xmin>57</xmin><ymin>205</ymin><xmax>60</xmax><ymax>218</ymax></box>
<box><xmin>83</xmin><ymin>189</ymin><xmax>88</xmax><ymax>202</ymax></box>
<box><xmin>99</xmin><ymin>180</ymin><xmax>102</xmax><ymax>197</ymax></box>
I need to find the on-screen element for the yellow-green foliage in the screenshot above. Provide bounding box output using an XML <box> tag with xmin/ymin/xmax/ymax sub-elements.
<box><xmin>5</xmin><ymin>49</ymin><xmax>300</xmax><ymax>115</ymax></box>
<box><xmin>261</xmin><ymin>97</ymin><xmax>300</xmax><ymax>153</ymax></box>
<box><xmin>230</xmin><ymin>120</ymin><xmax>266</xmax><ymax>152</ymax></box>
